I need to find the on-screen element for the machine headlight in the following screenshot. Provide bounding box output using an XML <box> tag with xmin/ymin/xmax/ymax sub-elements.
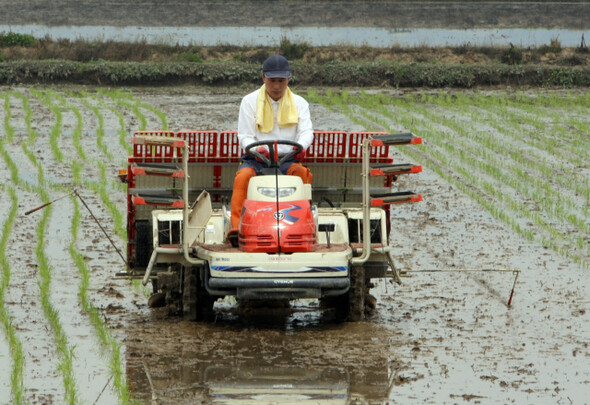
<box><xmin>257</xmin><ymin>187</ymin><xmax>296</xmax><ymax>198</ymax></box>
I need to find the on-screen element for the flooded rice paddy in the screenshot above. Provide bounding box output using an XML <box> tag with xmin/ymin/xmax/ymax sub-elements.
<box><xmin>0</xmin><ymin>86</ymin><xmax>589</xmax><ymax>404</ymax></box>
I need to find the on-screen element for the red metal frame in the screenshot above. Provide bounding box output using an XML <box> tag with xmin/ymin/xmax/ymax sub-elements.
<box><xmin>126</xmin><ymin>130</ymin><xmax>421</xmax><ymax>265</ymax></box>
<box><xmin>131</xmin><ymin>130</ymin><xmax>179</xmax><ymax>163</ymax></box>
<box><xmin>307</xmin><ymin>131</ymin><xmax>347</xmax><ymax>163</ymax></box>
<box><xmin>218</xmin><ymin>131</ymin><xmax>242</xmax><ymax>163</ymax></box>
<box><xmin>348</xmin><ymin>132</ymin><xmax>393</xmax><ymax>163</ymax></box>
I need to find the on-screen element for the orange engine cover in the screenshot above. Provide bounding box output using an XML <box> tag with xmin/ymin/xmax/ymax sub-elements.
<box><xmin>239</xmin><ymin>200</ymin><xmax>316</xmax><ymax>253</ymax></box>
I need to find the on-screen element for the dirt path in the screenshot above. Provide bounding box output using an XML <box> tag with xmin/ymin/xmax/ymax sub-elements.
<box><xmin>0</xmin><ymin>85</ymin><xmax>588</xmax><ymax>404</ymax></box>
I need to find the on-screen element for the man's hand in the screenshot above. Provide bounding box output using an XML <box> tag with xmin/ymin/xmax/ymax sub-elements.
<box><xmin>255</xmin><ymin>146</ymin><xmax>270</xmax><ymax>162</ymax></box>
<box><xmin>294</xmin><ymin>145</ymin><xmax>306</xmax><ymax>162</ymax></box>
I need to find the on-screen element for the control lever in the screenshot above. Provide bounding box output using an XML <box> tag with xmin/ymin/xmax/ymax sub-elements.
<box><xmin>318</xmin><ymin>223</ymin><xmax>335</xmax><ymax>248</ymax></box>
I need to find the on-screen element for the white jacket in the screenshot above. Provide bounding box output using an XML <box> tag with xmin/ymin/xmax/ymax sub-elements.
<box><xmin>237</xmin><ymin>88</ymin><xmax>314</xmax><ymax>156</ymax></box>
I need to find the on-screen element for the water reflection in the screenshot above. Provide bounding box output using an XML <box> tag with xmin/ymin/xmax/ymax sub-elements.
<box><xmin>3</xmin><ymin>24</ymin><xmax>589</xmax><ymax>47</ymax></box>
<box><xmin>125</xmin><ymin>304</ymin><xmax>394</xmax><ymax>404</ymax></box>
<box><xmin>204</xmin><ymin>366</ymin><xmax>349</xmax><ymax>403</ymax></box>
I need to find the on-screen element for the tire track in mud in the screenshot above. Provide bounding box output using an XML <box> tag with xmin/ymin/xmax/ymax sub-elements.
<box><xmin>124</xmin><ymin>310</ymin><xmax>397</xmax><ymax>404</ymax></box>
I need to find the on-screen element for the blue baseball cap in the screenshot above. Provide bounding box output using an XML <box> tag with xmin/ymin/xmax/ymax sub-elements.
<box><xmin>262</xmin><ymin>55</ymin><xmax>291</xmax><ymax>78</ymax></box>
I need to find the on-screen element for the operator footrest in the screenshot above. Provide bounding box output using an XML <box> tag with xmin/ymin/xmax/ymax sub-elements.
<box><xmin>370</xmin><ymin>163</ymin><xmax>422</xmax><ymax>177</ymax></box>
<box><xmin>131</xmin><ymin>163</ymin><xmax>185</xmax><ymax>177</ymax></box>
<box><xmin>371</xmin><ymin>191</ymin><xmax>422</xmax><ymax>206</ymax></box>
<box><xmin>132</xmin><ymin>194</ymin><xmax>185</xmax><ymax>207</ymax></box>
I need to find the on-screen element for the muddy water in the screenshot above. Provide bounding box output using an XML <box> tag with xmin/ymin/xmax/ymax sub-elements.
<box><xmin>124</xmin><ymin>301</ymin><xmax>396</xmax><ymax>404</ymax></box>
<box><xmin>1</xmin><ymin>87</ymin><xmax>589</xmax><ymax>404</ymax></box>
<box><xmin>46</xmin><ymin>201</ymin><xmax>121</xmax><ymax>405</ymax></box>
<box><xmin>0</xmin><ymin>189</ymin><xmax>13</xmax><ymax>399</ymax></box>
<box><xmin>5</xmin><ymin>190</ymin><xmax>67</xmax><ymax>404</ymax></box>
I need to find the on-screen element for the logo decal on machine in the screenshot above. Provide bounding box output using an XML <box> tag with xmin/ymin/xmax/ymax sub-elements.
<box><xmin>273</xmin><ymin>204</ymin><xmax>301</xmax><ymax>224</ymax></box>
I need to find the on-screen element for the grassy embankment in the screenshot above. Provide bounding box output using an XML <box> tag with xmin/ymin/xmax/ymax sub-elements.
<box><xmin>1</xmin><ymin>33</ymin><xmax>589</xmax><ymax>87</ymax></box>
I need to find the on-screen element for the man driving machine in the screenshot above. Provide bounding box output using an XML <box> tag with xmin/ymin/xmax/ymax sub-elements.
<box><xmin>229</xmin><ymin>54</ymin><xmax>314</xmax><ymax>239</ymax></box>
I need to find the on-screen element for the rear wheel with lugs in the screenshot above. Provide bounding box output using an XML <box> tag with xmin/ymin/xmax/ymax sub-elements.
<box><xmin>332</xmin><ymin>266</ymin><xmax>363</xmax><ymax>321</ymax></box>
<box><xmin>182</xmin><ymin>265</ymin><xmax>215</xmax><ymax>322</ymax></box>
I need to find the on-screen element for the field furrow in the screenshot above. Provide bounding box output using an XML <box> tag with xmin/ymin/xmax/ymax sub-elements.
<box><xmin>0</xmin><ymin>88</ymin><xmax>141</xmax><ymax>404</ymax></box>
<box><xmin>5</xmin><ymin>90</ymin><xmax>82</xmax><ymax>404</ymax></box>
<box><xmin>0</xmin><ymin>185</ymin><xmax>26</xmax><ymax>405</ymax></box>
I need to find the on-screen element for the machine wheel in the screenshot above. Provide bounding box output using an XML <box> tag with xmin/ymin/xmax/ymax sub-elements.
<box><xmin>182</xmin><ymin>266</ymin><xmax>215</xmax><ymax>322</ymax></box>
<box><xmin>135</xmin><ymin>220</ymin><xmax>152</xmax><ymax>268</ymax></box>
<box><xmin>148</xmin><ymin>292</ymin><xmax>166</xmax><ymax>308</ymax></box>
<box><xmin>197</xmin><ymin>291</ymin><xmax>216</xmax><ymax>322</ymax></box>
<box><xmin>182</xmin><ymin>266</ymin><xmax>198</xmax><ymax>320</ymax></box>
<box><xmin>348</xmin><ymin>265</ymin><xmax>366</xmax><ymax>321</ymax></box>
<box><xmin>334</xmin><ymin>266</ymin><xmax>366</xmax><ymax>322</ymax></box>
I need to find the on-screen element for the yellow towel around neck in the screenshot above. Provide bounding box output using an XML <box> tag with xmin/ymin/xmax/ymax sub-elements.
<box><xmin>256</xmin><ymin>84</ymin><xmax>299</xmax><ymax>133</ymax></box>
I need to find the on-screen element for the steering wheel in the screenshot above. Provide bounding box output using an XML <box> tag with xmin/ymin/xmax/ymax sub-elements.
<box><xmin>245</xmin><ymin>140</ymin><xmax>303</xmax><ymax>168</ymax></box>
